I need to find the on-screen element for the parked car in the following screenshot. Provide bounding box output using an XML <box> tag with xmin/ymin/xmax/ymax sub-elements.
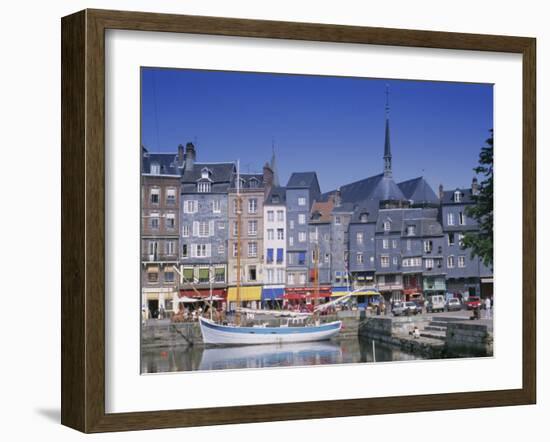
<box><xmin>409</xmin><ymin>293</ymin><xmax>425</xmax><ymax>312</ymax></box>
<box><xmin>465</xmin><ymin>296</ymin><xmax>482</xmax><ymax>310</ymax></box>
<box><xmin>426</xmin><ymin>295</ymin><xmax>446</xmax><ymax>313</ymax></box>
<box><xmin>392</xmin><ymin>301</ymin><xmax>419</xmax><ymax>316</ymax></box>
<box><xmin>446</xmin><ymin>298</ymin><xmax>462</xmax><ymax>312</ymax></box>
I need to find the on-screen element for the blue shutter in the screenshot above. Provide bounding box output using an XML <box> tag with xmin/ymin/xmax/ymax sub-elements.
<box><xmin>276</xmin><ymin>248</ymin><xmax>283</xmax><ymax>263</ymax></box>
<box><xmin>267</xmin><ymin>248</ymin><xmax>274</xmax><ymax>263</ymax></box>
<box><xmin>298</xmin><ymin>252</ymin><xmax>306</xmax><ymax>265</ymax></box>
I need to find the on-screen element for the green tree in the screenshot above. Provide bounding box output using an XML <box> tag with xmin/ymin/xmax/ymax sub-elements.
<box><xmin>462</xmin><ymin>130</ymin><xmax>493</xmax><ymax>269</ymax></box>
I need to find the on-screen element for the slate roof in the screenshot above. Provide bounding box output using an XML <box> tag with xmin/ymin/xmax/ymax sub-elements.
<box><xmin>350</xmin><ymin>200</ymin><xmax>380</xmax><ymax>224</ymax></box>
<box><xmin>236</xmin><ymin>173</ymin><xmax>265</xmax><ymax>190</ymax></box>
<box><xmin>265</xmin><ymin>186</ymin><xmax>286</xmax><ymax>205</ymax></box>
<box><xmin>325</xmin><ymin>173</ymin><xmax>406</xmax><ymax>205</ymax></box>
<box><xmin>441</xmin><ymin>188</ymin><xmax>476</xmax><ymax>205</ymax></box>
<box><xmin>287</xmin><ymin>172</ymin><xmax>319</xmax><ymax>189</ymax></box>
<box><xmin>142</xmin><ymin>148</ymin><xmax>180</xmax><ymax>175</ymax></box>
<box><xmin>181</xmin><ymin>162</ymin><xmax>235</xmax><ymax>193</ymax></box>
<box><xmin>398</xmin><ymin>177</ymin><xmax>439</xmax><ymax>206</ymax></box>
<box><xmin>376</xmin><ymin>208</ymin><xmax>443</xmax><ymax>236</ymax></box>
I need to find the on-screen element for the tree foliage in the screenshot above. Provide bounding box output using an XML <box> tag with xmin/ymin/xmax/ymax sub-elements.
<box><xmin>462</xmin><ymin>130</ymin><xmax>493</xmax><ymax>269</ymax></box>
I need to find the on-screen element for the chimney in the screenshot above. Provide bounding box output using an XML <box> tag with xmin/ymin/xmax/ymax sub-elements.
<box><xmin>472</xmin><ymin>177</ymin><xmax>479</xmax><ymax>195</ymax></box>
<box><xmin>177</xmin><ymin>144</ymin><xmax>185</xmax><ymax>168</ymax></box>
<box><xmin>263</xmin><ymin>162</ymin><xmax>274</xmax><ymax>190</ymax></box>
<box><xmin>438</xmin><ymin>184</ymin><xmax>444</xmax><ymax>200</ymax></box>
<box><xmin>185</xmin><ymin>142</ymin><xmax>196</xmax><ymax>171</ymax></box>
<box><xmin>334</xmin><ymin>188</ymin><xmax>342</xmax><ymax>207</ymax></box>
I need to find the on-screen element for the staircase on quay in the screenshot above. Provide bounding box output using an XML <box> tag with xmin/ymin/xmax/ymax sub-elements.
<box><xmin>419</xmin><ymin>315</ymin><xmax>468</xmax><ymax>341</ymax></box>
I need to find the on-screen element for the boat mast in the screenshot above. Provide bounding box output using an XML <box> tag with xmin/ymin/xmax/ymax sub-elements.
<box><xmin>313</xmin><ymin>241</ymin><xmax>319</xmax><ymax>320</ymax></box>
<box><xmin>235</xmin><ymin>159</ymin><xmax>242</xmax><ymax>326</ymax></box>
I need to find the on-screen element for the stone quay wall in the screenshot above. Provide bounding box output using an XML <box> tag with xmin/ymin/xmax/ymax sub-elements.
<box><xmin>446</xmin><ymin>322</ymin><xmax>493</xmax><ymax>357</ymax></box>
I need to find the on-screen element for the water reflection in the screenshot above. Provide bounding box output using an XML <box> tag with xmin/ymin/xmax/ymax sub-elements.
<box><xmin>141</xmin><ymin>337</ymin><xmax>422</xmax><ymax>374</ymax></box>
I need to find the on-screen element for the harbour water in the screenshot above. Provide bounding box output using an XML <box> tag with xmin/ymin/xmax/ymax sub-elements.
<box><xmin>141</xmin><ymin>337</ymin><xmax>424</xmax><ymax>374</ymax></box>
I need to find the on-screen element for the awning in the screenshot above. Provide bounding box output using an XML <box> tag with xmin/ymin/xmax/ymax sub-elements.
<box><xmin>179</xmin><ymin>288</ymin><xmax>227</xmax><ymax>299</ymax></box>
<box><xmin>227</xmin><ymin>286</ymin><xmax>262</xmax><ymax>302</ymax></box>
<box><xmin>481</xmin><ymin>277</ymin><xmax>494</xmax><ymax>283</ymax></box>
<box><xmin>283</xmin><ymin>286</ymin><xmax>331</xmax><ymax>300</ymax></box>
<box><xmin>147</xmin><ymin>266</ymin><xmax>159</xmax><ymax>273</ymax></box>
<box><xmin>261</xmin><ymin>287</ymin><xmax>285</xmax><ymax>301</ymax></box>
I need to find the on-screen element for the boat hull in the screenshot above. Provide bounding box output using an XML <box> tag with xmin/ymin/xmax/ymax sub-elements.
<box><xmin>199</xmin><ymin>317</ymin><xmax>342</xmax><ymax>345</ymax></box>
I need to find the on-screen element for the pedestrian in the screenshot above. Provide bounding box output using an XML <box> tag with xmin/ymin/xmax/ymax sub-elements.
<box><xmin>485</xmin><ymin>297</ymin><xmax>491</xmax><ymax>318</ymax></box>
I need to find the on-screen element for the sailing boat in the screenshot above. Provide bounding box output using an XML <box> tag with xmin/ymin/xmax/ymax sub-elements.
<box><xmin>198</xmin><ymin>166</ymin><xmax>354</xmax><ymax>345</ymax></box>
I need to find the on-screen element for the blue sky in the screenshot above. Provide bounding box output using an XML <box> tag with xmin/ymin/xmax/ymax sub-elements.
<box><xmin>141</xmin><ymin>68</ymin><xmax>493</xmax><ymax>193</ymax></box>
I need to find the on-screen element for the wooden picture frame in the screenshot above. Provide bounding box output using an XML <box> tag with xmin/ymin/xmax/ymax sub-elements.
<box><xmin>61</xmin><ymin>9</ymin><xmax>536</xmax><ymax>433</ymax></box>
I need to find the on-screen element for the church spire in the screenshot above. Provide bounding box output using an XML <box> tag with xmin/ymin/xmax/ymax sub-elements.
<box><xmin>383</xmin><ymin>84</ymin><xmax>392</xmax><ymax>178</ymax></box>
<box><xmin>271</xmin><ymin>138</ymin><xmax>280</xmax><ymax>186</ymax></box>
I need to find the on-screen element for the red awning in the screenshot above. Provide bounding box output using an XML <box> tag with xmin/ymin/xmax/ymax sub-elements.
<box><xmin>179</xmin><ymin>288</ymin><xmax>227</xmax><ymax>299</ymax></box>
<box><xmin>283</xmin><ymin>286</ymin><xmax>331</xmax><ymax>299</ymax></box>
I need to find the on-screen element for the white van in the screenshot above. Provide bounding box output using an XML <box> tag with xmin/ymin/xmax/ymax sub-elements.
<box><xmin>426</xmin><ymin>295</ymin><xmax>446</xmax><ymax>313</ymax></box>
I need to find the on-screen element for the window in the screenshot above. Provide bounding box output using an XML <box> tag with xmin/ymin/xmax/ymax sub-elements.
<box><xmin>218</xmin><ymin>244</ymin><xmax>224</xmax><ymax>255</ymax></box>
<box><xmin>289</xmin><ymin>220</ymin><xmax>295</xmax><ymax>229</ymax></box>
<box><xmin>309</xmin><ymin>230</ymin><xmax>318</xmax><ymax>241</ymax></box>
<box><xmin>150</xmin><ymin>215</ymin><xmax>159</xmax><ymax>230</ymax></box>
<box><xmin>407</xmin><ymin>225</ymin><xmax>416</xmax><ymax>236</ymax></box>
<box><xmin>197</xmin><ymin>182</ymin><xmax>211</xmax><ymax>193</ymax></box>
<box><xmin>458</xmin><ymin>256</ymin><xmax>466</xmax><ymax>268</ymax></box>
<box><xmin>360</xmin><ymin>213</ymin><xmax>368</xmax><ymax>223</ymax></box>
<box><xmin>267</xmin><ymin>229</ymin><xmax>274</xmax><ymax>240</ymax></box>
<box><xmin>381</xmin><ymin>256</ymin><xmax>390</xmax><ymax>268</ymax></box>
<box><xmin>424</xmin><ymin>240</ymin><xmax>433</xmax><ymax>253</ymax></box>
<box><xmin>233</xmin><ymin>199</ymin><xmax>240</xmax><ymax>214</ymax></box>
<box><xmin>299</xmin><ymin>273</ymin><xmax>306</xmax><ymax>285</ymax></box>
<box><xmin>148</xmin><ymin>241</ymin><xmax>158</xmax><ymax>256</ymax></box>
<box><xmin>288</xmin><ymin>273</ymin><xmax>295</xmax><ymax>285</ymax></box>
<box><xmin>392</xmin><ymin>239</ymin><xmax>397</xmax><ymax>249</ymax></box>
<box><xmin>425</xmin><ymin>258</ymin><xmax>434</xmax><ymax>269</ymax></box>
<box><xmin>248</xmin><ymin>266</ymin><xmax>257</xmax><ymax>281</ymax></box>
<box><xmin>448</xmin><ymin>232</ymin><xmax>455</xmax><ymax>246</ymax></box>
<box><xmin>212</xmin><ymin>199</ymin><xmax>221</xmax><ymax>213</ymax></box>
<box><xmin>182</xmin><ymin>225</ymin><xmax>189</xmax><ymax>237</ymax></box>
<box><xmin>298</xmin><ymin>214</ymin><xmax>306</xmax><ymax>225</ymax></box>
<box><xmin>267</xmin><ymin>210</ymin><xmax>274</xmax><ymax>222</ymax></box>
<box><xmin>277</xmin><ymin>269</ymin><xmax>285</xmax><ymax>283</ymax></box>
<box><xmin>164</xmin><ymin>271</ymin><xmax>175</xmax><ymax>283</ymax></box>
<box><xmin>403</xmin><ymin>257</ymin><xmax>421</xmax><ymax>267</ymax></box>
<box><xmin>384</xmin><ymin>221</ymin><xmax>391</xmax><ymax>231</ymax></box>
<box><xmin>266</xmin><ymin>269</ymin><xmax>274</xmax><ymax>283</ymax></box>
<box><xmin>183</xmin><ymin>267</ymin><xmax>194</xmax><ymax>282</ymax></box>
<box><xmin>276</xmin><ymin>248</ymin><xmax>284</xmax><ymax>263</ymax></box>
<box><xmin>334</xmin><ymin>216</ymin><xmax>341</xmax><ymax>225</ymax></box>
<box><xmin>447</xmin><ymin>255</ymin><xmax>455</xmax><ymax>268</ymax></box>
<box><xmin>248</xmin><ymin>220</ymin><xmax>258</xmax><ymax>236</ymax></box>
<box><xmin>182</xmin><ymin>244</ymin><xmax>188</xmax><ymax>258</ymax></box>
<box><xmin>217</xmin><ymin>221</ymin><xmax>225</xmax><ymax>230</ymax></box>
<box><xmin>298</xmin><ymin>232</ymin><xmax>306</xmax><ymax>242</ymax></box>
<box><xmin>198</xmin><ymin>221</ymin><xmax>210</xmax><ymax>237</ymax></box>
<box><xmin>454</xmin><ymin>190</ymin><xmax>462</xmax><ymax>202</ymax></box>
<box><xmin>165</xmin><ymin>241</ymin><xmax>176</xmax><ymax>255</ymax></box>
<box><xmin>406</xmin><ymin>239</ymin><xmax>412</xmax><ymax>251</ymax></box>
<box><xmin>393</xmin><ymin>256</ymin><xmax>398</xmax><ymax>266</ymax></box>
<box><xmin>357</xmin><ymin>253</ymin><xmax>364</xmax><ymax>264</ymax></box>
<box><xmin>289</xmin><ymin>236</ymin><xmax>294</xmax><ymax>246</ymax></box>
<box><xmin>233</xmin><ymin>243</ymin><xmax>239</xmax><ymax>257</ymax></box>
<box><xmin>150</xmin><ymin>163</ymin><xmax>160</xmax><ymax>174</ymax></box>
<box><xmin>277</xmin><ymin>210</ymin><xmax>284</xmax><ymax>222</ymax></box>
<box><xmin>248</xmin><ymin>242</ymin><xmax>258</xmax><ymax>257</ymax></box>
<box><xmin>192</xmin><ymin>244</ymin><xmax>210</xmax><ymax>257</ymax></box>
<box><xmin>150</xmin><ymin>188</ymin><xmax>160</xmax><ymax>204</ymax></box>
<box><xmin>166</xmin><ymin>188</ymin><xmax>176</xmax><ymax>205</ymax></box>
<box><xmin>165</xmin><ymin>214</ymin><xmax>175</xmax><ymax>229</ymax></box>
<box><xmin>215</xmin><ymin>267</ymin><xmax>225</xmax><ymax>282</ymax></box>
<box><xmin>298</xmin><ymin>197</ymin><xmax>306</xmax><ymax>206</ymax></box>
<box><xmin>459</xmin><ymin>211</ymin><xmax>465</xmax><ymax>225</ymax></box>
<box><xmin>201</xmin><ymin>167</ymin><xmax>211</xmax><ymax>179</ymax></box>
<box><xmin>266</xmin><ymin>248</ymin><xmax>274</xmax><ymax>263</ymax></box>
<box><xmin>447</xmin><ymin>212</ymin><xmax>455</xmax><ymax>226</ymax></box>
<box><xmin>458</xmin><ymin>233</ymin><xmax>465</xmax><ymax>247</ymax></box>
<box><xmin>382</xmin><ymin>239</ymin><xmax>389</xmax><ymax>249</ymax></box>
<box><xmin>248</xmin><ymin>198</ymin><xmax>257</xmax><ymax>214</ymax></box>
<box><xmin>147</xmin><ymin>271</ymin><xmax>159</xmax><ymax>283</ymax></box>
<box><xmin>233</xmin><ymin>221</ymin><xmax>238</xmax><ymax>236</ymax></box>
<box><xmin>184</xmin><ymin>200</ymin><xmax>198</xmax><ymax>213</ymax></box>
<box><xmin>198</xmin><ymin>267</ymin><xmax>209</xmax><ymax>283</ymax></box>
<box><xmin>357</xmin><ymin>232</ymin><xmax>364</xmax><ymax>245</ymax></box>
<box><xmin>277</xmin><ymin>229</ymin><xmax>284</xmax><ymax>240</ymax></box>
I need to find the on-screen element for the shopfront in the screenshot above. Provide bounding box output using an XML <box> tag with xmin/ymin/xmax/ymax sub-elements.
<box><xmin>227</xmin><ymin>286</ymin><xmax>262</xmax><ymax>310</ymax></box>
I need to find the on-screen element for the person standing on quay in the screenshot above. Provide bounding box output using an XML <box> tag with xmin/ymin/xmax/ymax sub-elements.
<box><xmin>485</xmin><ymin>297</ymin><xmax>491</xmax><ymax>319</ymax></box>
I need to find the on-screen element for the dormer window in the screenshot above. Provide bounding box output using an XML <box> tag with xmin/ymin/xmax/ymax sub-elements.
<box><xmin>360</xmin><ymin>213</ymin><xmax>368</xmax><ymax>223</ymax></box>
<box><xmin>383</xmin><ymin>221</ymin><xmax>391</xmax><ymax>231</ymax></box>
<box><xmin>201</xmin><ymin>167</ymin><xmax>212</xmax><ymax>179</ymax></box>
<box><xmin>150</xmin><ymin>163</ymin><xmax>160</xmax><ymax>174</ymax></box>
<box><xmin>197</xmin><ymin>182</ymin><xmax>211</xmax><ymax>193</ymax></box>
<box><xmin>249</xmin><ymin>177</ymin><xmax>260</xmax><ymax>188</ymax></box>
<box><xmin>407</xmin><ymin>225</ymin><xmax>416</xmax><ymax>236</ymax></box>
<box><xmin>454</xmin><ymin>190</ymin><xmax>462</xmax><ymax>203</ymax></box>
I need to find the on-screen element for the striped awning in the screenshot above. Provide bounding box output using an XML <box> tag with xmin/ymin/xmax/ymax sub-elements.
<box><xmin>227</xmin><ymin>286</ymin><xmax>262</xmax><ymax>302</ymax></box>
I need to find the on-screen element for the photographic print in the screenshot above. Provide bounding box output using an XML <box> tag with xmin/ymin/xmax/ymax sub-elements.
<box><xmin>140</xmin><ymin>68</ymin><xmax>494</xmax><ymax>374</ymax></box>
